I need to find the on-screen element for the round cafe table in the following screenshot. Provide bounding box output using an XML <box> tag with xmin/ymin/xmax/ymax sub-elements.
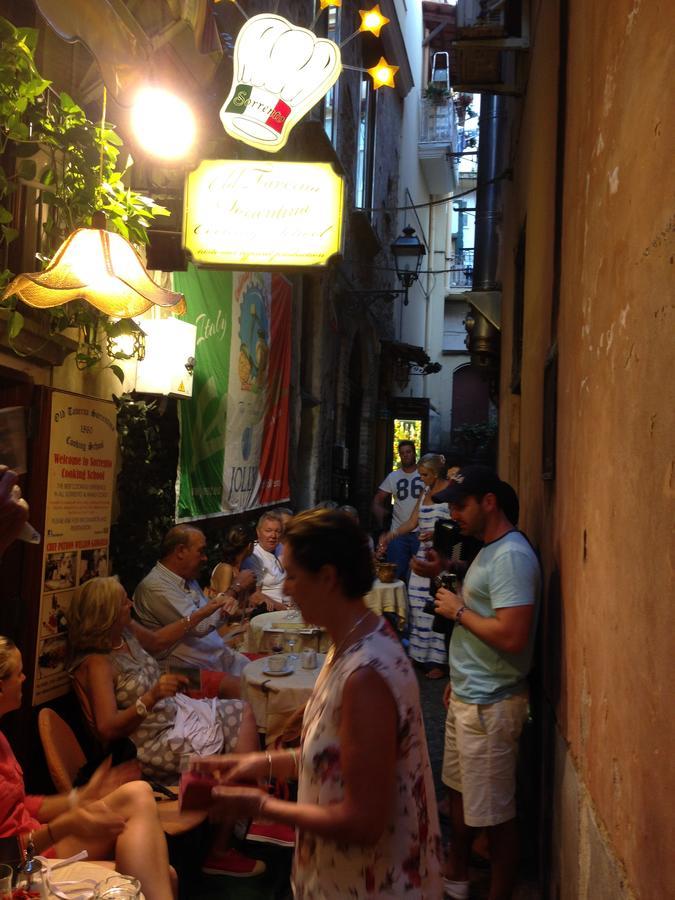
<box><xmin>364</xmin><ymin>578</ymin><xmax>408</xmax><ymax>629</ymax></box>
<box><xmin>41</xmin><ymin>857</ymin><xmax>118</xmax><ymax>898</ymax></box>
<box><xmin>245</xmin><ymin>610</ymin><xmax>330</xmax><ymax>654</ymax></box>
<box><xmin>241</xmin><ymin>654</ymin><xmax>326</xmax><ymax>747</ymax></box>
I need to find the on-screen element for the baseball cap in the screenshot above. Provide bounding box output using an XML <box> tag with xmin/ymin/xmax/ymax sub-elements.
<box><xmin>432</xmin><ymin>464</ymin><xmax>504</xmax><ymax>505</ymax></box>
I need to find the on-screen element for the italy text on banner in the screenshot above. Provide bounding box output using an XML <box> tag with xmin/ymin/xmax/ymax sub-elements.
<box><xmin>175</xmin><ymin>265</ymin><xmax>291</xmax><ymax>520</ymax></box>
<box><xmin>175</xmin><ymin>265</ymin><xmax>232</xmax><ymax>518</ymax></box>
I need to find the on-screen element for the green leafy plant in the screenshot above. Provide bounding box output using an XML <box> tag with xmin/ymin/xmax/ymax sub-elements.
<box><xmin>0</xmin><ymin>16</ymin><xmax>169</xmax><ymax>375</ymax></box>
<box><xmin>110</xmin><ymin>394</ymin><xmax>179</xmax><ymax>595</ymax></box>
<box><xmin>423</xmin><ymin>83</ymin><xmax>451</xmax><ymax>104</ymax></box>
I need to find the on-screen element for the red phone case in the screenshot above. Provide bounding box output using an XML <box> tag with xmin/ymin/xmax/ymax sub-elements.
<box><xmin>178</xmin><ymin>771</ymin><xmax>217</xmax><ymax>810</ymax></box>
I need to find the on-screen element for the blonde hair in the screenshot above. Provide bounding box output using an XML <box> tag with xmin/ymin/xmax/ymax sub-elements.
<box><xmin>68</xmin><ymin>576</ymin><xmax>124</xmax><ymax>654</ymax></box>
<box><xmin>418</xmin><ymin>453</ymin><xmax>446</xmax><ymax>477</ymax></box>
<box><xmin>0</xmin><ymin>636</ymin><xmax>18</xmax><ymax>679</ymax></box>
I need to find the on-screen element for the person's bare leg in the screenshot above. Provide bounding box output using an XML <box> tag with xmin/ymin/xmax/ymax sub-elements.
<box><xmin>445</xmin><ymin>788</ymin><xmax>475</xmax><ymax>881</ymax></box>
<box><xmin>99</xmin><ymin>781</ymin><xmax>173</xmax><ymax>900</ymax></box>
<box><xmin>486</xmin><ymin>818</ymin><xmax>519</xmax><ymax>900</ymax></box>
<box><xmin>54</xmin><ymin>783</ymin><xmax>173</xmax><ymax>900</ymax></box>
<box><xmin>208</xmin><ymin>704</ymin><xmax>260</xmax><ymax>854</ymax></box>
<box><xmin>234</xmin><ymin>703</ymin><xmax>259</xmax><ymax>753</ymax></box>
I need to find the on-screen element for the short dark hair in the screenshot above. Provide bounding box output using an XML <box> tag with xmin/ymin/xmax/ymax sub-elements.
<box><xmin>283</xmin><ymin>509</ymin><xmax>374</xmax><ymax>599</ymax></box>
<box><xmin>221</xmin><ymin>524</ymin><xmax>256</xmax><ymax>563</ymax></box>
<box><xmin>159</xmin><ymin>525</ymin><xmax>203</xmax><ymax>559</ymax></box>
<box><xmin>398</xmin><ymin>440</ymin><xmax>415</xmax><ymax>452</ymax></box>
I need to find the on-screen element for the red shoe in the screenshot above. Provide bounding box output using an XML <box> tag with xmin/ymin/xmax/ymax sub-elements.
<box><xmin>246</xmin><ymin>820</ymin><xmax>296</xmax><ymax>848</ymax></box>
<box><xmin>201</xmin><ymin>848</ymin><xmax>266</xmax><ymax>877</ymax></box>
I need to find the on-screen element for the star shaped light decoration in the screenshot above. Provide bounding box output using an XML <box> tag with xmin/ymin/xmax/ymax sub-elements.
<box><xmin>367</xmin><ymin>57</ymin><xmax>399</xmax><ymax>90</ymax></box>
<box><xmin>319</xmin><ymin>0</ymin><xmax>341</xmax><ymax>8</ymax></box>
<box><xmin>1</xmin><ymin>222</ymin><xmax>186</xmax><ymax>318</ymax></box>
<box><xmin>358</xmin><ymin>5</ymin><xmax>390</xmax><ymax>38</ymax></box>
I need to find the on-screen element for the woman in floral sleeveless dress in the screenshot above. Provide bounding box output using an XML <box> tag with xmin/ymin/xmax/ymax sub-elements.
<box><xmin>191</xmin><ymin>510</ymin><xmax>443</xmax><ymax>899</ymax></box>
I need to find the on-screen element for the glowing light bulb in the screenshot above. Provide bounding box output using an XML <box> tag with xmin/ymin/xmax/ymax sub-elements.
<box><xmin>358</xmin><ymin>5</ymin><xmax>390</xmax><ymax>37</ymax></box>
<box><xmin>367</xmin><ymin>57</ymin><xmax>398</xmax><ymax>90</ymax></box>
<box><xmin>130</xmin><ymin>88</ymin><xmax>196</xmax><ymax>160</ymax></box>
<box><xmin>319</xmin><ymin>0</ymin><xmax>342</xmax><ymax>7</ymax></box>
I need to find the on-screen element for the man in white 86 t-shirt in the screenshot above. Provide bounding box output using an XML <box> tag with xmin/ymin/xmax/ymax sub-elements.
<box><xmin>372</xmin><ymin>440</ymin><xmax>424</xmax><ymax>581</ymax></box>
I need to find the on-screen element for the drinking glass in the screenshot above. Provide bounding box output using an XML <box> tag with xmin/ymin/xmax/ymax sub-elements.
<box><xmin>93</xmin><ymin>874</ymin><xmax>142</xmax><ymax>900</ymax></box>
<box><xmin>286</xmin><ymin>635</ymin><xmax>297</xmax><ymax>665</ymax></box>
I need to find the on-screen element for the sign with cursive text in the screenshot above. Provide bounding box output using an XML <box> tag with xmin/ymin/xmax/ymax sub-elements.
<box><xmin>183</xmin><ymin>159</ymin><xmax>344</xmax><ymax>268</ymax></box>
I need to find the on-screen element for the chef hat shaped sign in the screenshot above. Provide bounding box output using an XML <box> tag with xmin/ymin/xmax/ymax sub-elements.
<box><xmin>220</xmin><ymin>14</ymin><xmax>342</xmax><ymax>153</ymax></box>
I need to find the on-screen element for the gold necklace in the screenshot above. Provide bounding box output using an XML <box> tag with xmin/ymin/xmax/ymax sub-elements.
<box><xmin>329</xmin><ymin>612</ymin><xmax>371</xmax><ymax>665</ymax></box>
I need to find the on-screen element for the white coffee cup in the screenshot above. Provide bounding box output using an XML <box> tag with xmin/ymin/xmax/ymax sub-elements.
<box><xmin>302</xmin><ymin>649</ymin><xmax>318</xmax><ymax>669</ymax></box>
<box><xmin>267</xmin><ymin>653</ymin><xmax>287</xmax><ymax>673</ymax></box>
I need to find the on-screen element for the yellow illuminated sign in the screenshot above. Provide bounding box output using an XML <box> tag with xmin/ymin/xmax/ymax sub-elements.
<box><xmin>183</xmin><ymin>159</ymin><xmax>344</xmax><ymax>268</ymax></box>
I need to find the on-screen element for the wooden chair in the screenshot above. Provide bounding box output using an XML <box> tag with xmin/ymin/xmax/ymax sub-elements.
<box><xmin>37</xmin><ymin>708</ymin><xmax>206</xmax><ymax>836</ymax></box>
<box><xmin>38</xmin><ymin>707</ymin><xmax>87</xmax><ymax>793</ymax></box>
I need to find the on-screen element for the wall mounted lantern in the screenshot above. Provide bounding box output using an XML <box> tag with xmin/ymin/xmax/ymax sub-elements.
<box><xmin>106</xmin><ymin>318</ymin><xmax>146</xmax><ymax>361</ymax></box>
<box><xmin>390</xmin><ymin>226</ymin><xmax>426</xmax><ymax>305</ymax></box>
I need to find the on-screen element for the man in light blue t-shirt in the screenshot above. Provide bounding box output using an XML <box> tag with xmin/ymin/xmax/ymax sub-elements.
<box><xmin>432</xmin><ymin>466</ymin><xmax>540</xmax><ymax>900</ymax></box>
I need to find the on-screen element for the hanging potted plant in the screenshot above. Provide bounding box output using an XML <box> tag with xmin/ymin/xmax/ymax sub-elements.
<box><xmin>423</xmin><ymin>83</ymin><xmax>451</xmax><ymax>105</ymax></box>
<box><xmin>0</xmin><ymin>16</ymin><xmax>172</xmax><ymax>380</ymax></box>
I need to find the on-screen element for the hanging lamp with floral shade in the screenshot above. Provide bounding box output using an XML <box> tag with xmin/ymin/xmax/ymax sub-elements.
<box><xmin>1</xmin><ymin>212</ymin><xmax>185</xmax><ymax>318</ymax></box>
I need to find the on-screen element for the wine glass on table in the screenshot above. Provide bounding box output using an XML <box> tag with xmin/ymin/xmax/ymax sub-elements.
<box><xmin>286</xmin><ymin>634</ymin><xmax>298</xmax><ymax>667</ymax></box>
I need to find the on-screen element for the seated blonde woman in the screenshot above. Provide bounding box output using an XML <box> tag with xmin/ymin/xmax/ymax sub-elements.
<box><xmin>67</xmin><ymin>577</ymin><xmax>266</xmax><ymax>878</ymax></box>
<box><xmin>0</xmin><ymin>636</ymin><xmax>175</xmax><ymax>900</ymax></box>
<box><xmin>67</xmin><ymin>577</ymin><xmax>258</xmax><ymax>784</ymax></box>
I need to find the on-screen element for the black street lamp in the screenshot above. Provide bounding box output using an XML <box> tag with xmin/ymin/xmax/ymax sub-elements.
<box><xmin>390</xmin><ymin>226</ymin><xmax>426</xmax><ymax>305</ymax></box>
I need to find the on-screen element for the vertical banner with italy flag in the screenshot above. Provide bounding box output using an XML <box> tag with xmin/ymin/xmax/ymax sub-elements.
<box><xmin>175</xmin><ymin>264</ymin><xmax>291</xmax><ymax>519</ymax></box>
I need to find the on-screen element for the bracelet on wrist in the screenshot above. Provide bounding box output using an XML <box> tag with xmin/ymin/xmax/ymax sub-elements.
<box><xmin>46</xmin><ymin>823</ymin><xmax>56</xmax><ymax>847</ymax></box>
<box><xmin>455</xmin><ymin>605</ymin><xmax>467</xmax><ymax>626</ymax></box>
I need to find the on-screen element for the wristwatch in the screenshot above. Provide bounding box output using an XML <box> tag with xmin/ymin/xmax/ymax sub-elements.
<box><xmin>135</xmin><ymin>697</ymin><xmax>149</xmax><ymax>718</ymax></box>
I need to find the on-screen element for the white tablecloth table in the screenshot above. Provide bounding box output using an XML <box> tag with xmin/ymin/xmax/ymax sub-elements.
<box><xmin>245</xmin><ymin>610</ymin><xmax>330</xmax><ymax>653</ymax></box>
<box><xmin>44</xmin><ymin>859</ymin><xmax>118</xmax><ymax>898</ymax></box>
<box><xmin>364</xmin><ymin>579</ymin><xmax>408</xmax><ymax>628</ymax></box>
<box><xmin>241</xmin><ymin>654</ymin><xmax>325</xmax><ymax>747</ymax></box>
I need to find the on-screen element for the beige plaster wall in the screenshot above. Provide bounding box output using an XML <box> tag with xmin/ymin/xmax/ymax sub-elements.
<box><xmin>556</xmin><ymin>1</ymin><xmax>674</xmax><ymax>894</ymax></box>
<box><xmin>498</xmin><ymin>0</ymin><xmax>674</xmax><ymax>896</ymax></box>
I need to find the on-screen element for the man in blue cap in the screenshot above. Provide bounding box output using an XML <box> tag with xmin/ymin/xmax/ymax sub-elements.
<box><xmin>431</xmin><ymin>465</ymin><xmax>540</xmax><ymax>900</ymax></box>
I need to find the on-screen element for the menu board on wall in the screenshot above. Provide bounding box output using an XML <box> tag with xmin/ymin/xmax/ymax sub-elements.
<box><xmin>33</xmin><ymin>392</ymin><xmax>117</xmax><ymax>705</ymax></box>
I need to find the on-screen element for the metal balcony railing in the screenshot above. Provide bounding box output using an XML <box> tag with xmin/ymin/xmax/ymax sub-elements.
<box><xmin>448</xmin><ymin>249</ymin><xmax>475</xmax><ymax>288</ymax></box>
<box><xmin>419</xmin><ymin>98</ymin><xmax>457</xmax><ymax>145</ymax></box>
